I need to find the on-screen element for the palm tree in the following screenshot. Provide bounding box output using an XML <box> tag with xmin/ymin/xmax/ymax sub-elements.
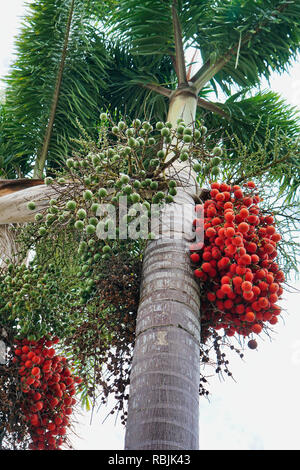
<box><xmin>0</xmin><ymin>0</ymin><xmax>299</xmax><ymax>450</ymax></box>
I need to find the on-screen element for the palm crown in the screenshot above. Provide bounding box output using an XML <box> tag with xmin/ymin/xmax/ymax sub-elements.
<box><xmin>0</xmin><ymin>0</ymin><xmax>299</xmax><ymax>196</ymax></box>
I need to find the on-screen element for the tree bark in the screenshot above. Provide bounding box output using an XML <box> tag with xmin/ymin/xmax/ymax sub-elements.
<box><xmin>0</xmin><ymin>183</ymin><xmax>56</xmax><ymax>225</ymax></box>
<box><xmin>124</xmin><ymin>84</ymin><xmax>201</xmax><ymax>450</ymax></box>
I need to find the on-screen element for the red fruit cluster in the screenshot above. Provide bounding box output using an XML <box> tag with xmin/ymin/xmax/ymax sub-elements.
<box><xmin>12</xmin><ymin>336</ymin><xmax>82</xmax><ymax>450</ymax></box>
<box><xmin>190</xmin><ymin>181</ymin><xmax>284</xmax><ymax>343</ymax></box>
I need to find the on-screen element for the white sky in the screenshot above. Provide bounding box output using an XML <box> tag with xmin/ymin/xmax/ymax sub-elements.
<box><xmin>1</xmin><ymin>0</ymin><xmax>300</xmax><ymax>451</ymax></box>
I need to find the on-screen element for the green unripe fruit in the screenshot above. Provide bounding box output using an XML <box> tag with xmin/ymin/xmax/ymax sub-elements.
<box><xmin>165</xmin><ymin>121</ymin><xmax>172</xmax><ymax>129</ymax></box>
<box><xmin>183</xmin><ymin>134</ymin><xmax>192</xmax><ymax>143</ymax></box>
<box><xmin>155</xmin><ymin>191</ymin><xmax>165</xmax><ymax>200</ymax></box>
<box><xmin>211</xmin><ymin>156</ymin><xmax>221</xmax><ymax>166</ymax></box>
<box><xmin>80</xmin><ymin>160</ymin><xmax>88</xmax><ymax>168</ymax></box>
<box><xmin>66</xmin><ymin>200</ymin><xmax>76</xmax><ymax>211</ymax></box>
<box><xmin>45</xmin><ymin>177</ymin><xmax>54</xmax><ymax>185</ymax></box>
<box><xmin>57</xmin><ymin>177</ymin><xmax>66</xmax><ymax>184</ymax></box>
<box><xmin>120</xmin><ymin>174</ymin><xmax>130</xmax><ymax>184</ymax></box>
<box><xmin>38</xmin><ymin>227</ymin><xmax>47</xmax><ymax>236</ymax></box>
<box><xmin>83</xmin><ymin>190</ymin><xmax>93</xmax><ymax>201</ymax></box>
<box><xmin>142</xmin><ymin>121</ymin><xmax>152</xmax><ymax>131</ymax></box>
<box><xmin>169</xmin><ymin>187</ymin><xmax>177</xmax><ymax>196</ymax></box>
<box><xmin>180</xmin><ymin>152</ymin><xmax>189</xmax><ymax>162</ymax></box>
<box><xmin>211</xmin><ymin>166</ymin><xmax>220</xmax><ymax>176</ymax></box>
<box><xmin>91</xmin><ymin>203</ymin><xmax>100</xmax><ymax>214</ymax></box>
<box><xmin>176</xmin><ymin>125</ymin><xmax>185</xmax><ymax>135</ymax></box>
<box><xmin>212</xmin><ymin>146</ymin><xmax>223</xmax><ymax>157</ymax></box>
<box><xmin>161</xmin><ymin>127</ymin><xmax>170</xmax><ymax>137</ymax></box>
<box><xmin>194</xmin><ymin>129</ymin><xmax>201</xmax><ymax>140</ymax></box>
<box><xmin>128</xmin><ymin>137</ymin><xmax>136</xmax><ymax>147</ymax></box>
<box><xmin>89</xmin><ymin>217</ymin><xmax>98</xmax><ymax>226</ymax></box>
<box><xmin>142</xmin><ymin>201</ymin><xmax>150</xmax><ymax>210</ymax></box>
<box><xmin>66</xmin><ymin>158</ymin><xmax>75</xmax><ymax>168</ymax></box>
<box><xmin>183</xmin><ymin>127</ymin><xmax>192</xmax><ymax>135</ymax></box>
<box><xmin>27</xmin><ymin>201</ymin><xmax>36</xmax><ymax>211</ymax></box>
<box><xmin>130</xmin><ymin>193</ymin><xmax>141</xmax><ymax>203</ymax></box>
<box><xmin>148</xmin><ymin>137</ymin><xmax>156</xmax><ymax>145</ymax></box>
<box><xmin>133</xmin><ymin>180</ymin><xmax>141</xmax><ymax>189</ymax></box>
<box><xmin>75</xmin><ymin>220</ymin><xmax>84</xmax><ymax>230</ymax></box>
<box><xmin>165</xmin><ymin>195</ymin><xmax>174</xmax><ymax>203</ymax></box>
<box><xmin>100</xmin><ymin>112</ymin><xmax>108</xmax><ymax>120</ymax></box>
<box><xmin>156</xmin><ymin>121</ymin><xmax>164</xmax><ymax>130</ymax></box>
<box><xmin>123</xmin><ymin>184</ymin><xmax>132</xmax><ymax>195</ymax></box>
<box><xmin>77</xmin><ymin>208</ymin><xmax>87</xmax><ymax>219</ymax></box>
<box><xmin>145</xmin><ymin>178</ymin><xmax>152</xmax><ymax>186</ymax></box>
<box><xmin>168</xmin><ymin>180</ymin><xmax>176</xmax><ymax>188</ymax></box>
<box><xmin>118</xmin><ymin>120</ymin><xmax>126</xmax><ymax>130</ymax></box>
<box><xmin>35</xmin><ymin>213</ymin><xmax>43</xmax><ymax>222</ymax></box>
<box><xmin>126</xmin><ymin>128</ymin><xmax>135</xmax><ymax>137</ymax></box>
<box><xmin>150</xmin><ymin>181</ymin><xmax>158</xmax><ymax>190</ymax></box>
<box><xmin>157</xmin><ymin>149</ymin><xmax>165</xmax><ymax>159</ymax></box>
<box><xmin>138</xmin><ymin>128</ymin><xmax>146</xmax><ymax>137</ymax></box>
<box><xmin>49</xmin><ymin>205</ymin><xmax>58</xmax><ymax>214</ymax></box>
<box><xmin>86</xmin><ymin>224</ymin><xmax>96</xmax><ymax>235</ymax></box>
<box><xmin>133</xmin><ymin>118</ymin><xmax>141</xmax><ymax>127</ymax></box>
<box><xmin>150</xmin><ymin>158</ymin><xmax>159</xmax><ymax>167</ymax></box>
<box><xmin>193</xmin><ymin>163</ymin><xmax>202</xmax><ymax>172</ymax></box>
<box><xmin>94</xmin><ymin>253</ymin><xmax>101</xmax><ymax>261</ymax></box>
<box><xmin>201</xmin><ymin>125</ymin><xmax>208</xmax><ymax>136</ymax></box>
<box><xmin>98</xmin><ymin>188</ymin><xmax>108</xmax><ymax>198</ymax></box>
<box><xmin>112</xmin><ymin>126</ymin><xmax>119</xmax><ymax>134</ymax></box>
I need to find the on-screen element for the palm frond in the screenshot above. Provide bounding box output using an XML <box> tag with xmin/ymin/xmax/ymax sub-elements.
<box><xmin>190</xmin><ymin>0</ymin><xmax>300</xmax><ymax>93</ymax></box>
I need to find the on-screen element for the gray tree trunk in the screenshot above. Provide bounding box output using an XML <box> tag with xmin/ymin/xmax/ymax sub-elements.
<box><xmin>124</xmin><ymin>85</ymin><xmax>201</xmax><ymax>450</ymax></box>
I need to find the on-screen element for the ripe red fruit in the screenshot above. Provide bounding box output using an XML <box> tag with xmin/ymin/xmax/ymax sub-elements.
<box><xmin>244</xmin><ymin>311</ymin><xmax>255</xmax><ymax>322</ymax></box>
<box><xmin>190</xmin><ymin>253</ymin><xmax>200</xmax><ymax>263</ymax></box>
<box><xmin>238</xmin><ymin>222</ymin><xmax>249</xmax><ymax>233</ymax></box>
<box><xmin>239</xmin><ymin>208</ymin><xmax>249</xmax><ymax>219</ymax></box>
<box><xmin>202</xmin><ymin>262</ymin><xmax>212</xmax><ymax>273</ymax></box>
<box><xmin>35</xmin><ymin>401</ymin><xmax>44</xmax><ymax>411</ymax></box>
<box><xmin>190</xmin><ymin>182</ymin><xmax>284</xmax><ymax>342</ymax></box>
<box><xmin>241</xmin><ymin>281</ymin><xmax>252</xmax><ymax>292</ymax></box>
<box><xmin>232</xmin><ymin>236</ymin><xmax>243</xmax><ymax>246</ymax></box>
<box><xmin>31</xmin><ymin>367</ymin><xmax>40</xmax><ymax>376</ymax></box>
<box><xmin>220</xmin><ymin>284</ymin><xmax>232</xmax><ymax>295</ymax></box>
<box><xmin>251</xmin><ymin>323</ymin><xmax>262</xmax><ymax>334</ymax></box>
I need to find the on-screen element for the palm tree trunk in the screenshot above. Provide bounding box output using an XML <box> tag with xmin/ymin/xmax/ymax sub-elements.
<box><xmin>124</xmin><ymin>84</ymin><xmax>201</xmax><ymax>450</ymax></box>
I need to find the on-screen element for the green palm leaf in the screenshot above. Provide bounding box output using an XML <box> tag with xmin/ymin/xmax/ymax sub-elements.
<box><xmin>0</xmin><ymin>0</ymin><xmax>111</xmax><ymax>177</ymax></box>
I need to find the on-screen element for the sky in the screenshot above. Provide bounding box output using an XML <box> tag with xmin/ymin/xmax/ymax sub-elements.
<box><xmin>0</xmin><ymin>0</ymin><xmax>300</xmax><ymax>451</ymax></box>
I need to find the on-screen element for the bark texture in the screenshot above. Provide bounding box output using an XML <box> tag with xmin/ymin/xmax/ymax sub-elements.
<box><xmin>125</xmin><ymin>85</ymin><xmax>201</xmax><ymax>450</ymax></box>
<box><xmin>0</xmin><ymin>184</ymin><xmax>57</xmax><ymax>224</ymax></box>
